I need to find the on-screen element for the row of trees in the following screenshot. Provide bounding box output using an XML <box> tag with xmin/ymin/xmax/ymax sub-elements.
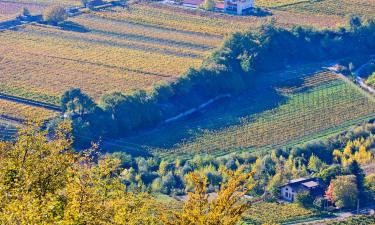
<box><xmin>60</xmin><ymin>17</ymin><xmax>375</xmax><ymax>147</ymax></box>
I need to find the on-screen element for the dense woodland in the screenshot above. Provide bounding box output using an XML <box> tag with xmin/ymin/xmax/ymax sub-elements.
<box><xmin>59</xmin><ymin>17</ymin><xmax>375</xmax><ymax>146</ymax></box>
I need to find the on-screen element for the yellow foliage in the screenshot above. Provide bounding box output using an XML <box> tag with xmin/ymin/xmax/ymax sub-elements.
<box><xmin>162</xmin><ymin>168</ymin><xmax>255</xmax><ymax>225</ymax></box>
<box><xmin>0</xmin><ymin>122</ymin><xmax>161</xmax><ymax>224</ymax></box>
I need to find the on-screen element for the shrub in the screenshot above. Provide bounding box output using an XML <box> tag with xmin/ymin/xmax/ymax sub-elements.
<box><xmin>43</xmin><ymin>5</ymin><xmax>67</xmax><ymax>25</ymax></box>
<box><xmin>296</xmin><ymin>191</ymin><xmax>314</xmax><ymax>208</ymax></box>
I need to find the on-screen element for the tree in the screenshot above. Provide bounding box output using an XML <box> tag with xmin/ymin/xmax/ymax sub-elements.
<box><xmin>43</xmin><ymin>5</ymin><xmax>67</xmax><ymax>25</ymax></box>
<box><xmin>0</xmin><ymin>122</ymin><xmax>161</xmax><ymax>224</ymax></box>
<box><xmin>162</xmin><ymin>168</ymin><xmax>255</xmax><ymax>225</ymax></box>
<box><xmin>318</xmin><ymin>165</ymin><xmax>342</xmax><ymax>185</ymax></box>
<box><xmin>20</xmin><ymin>7</ymin><xmax>30</xmax><ymax>16</ymax></box>
<box><xmin>331</xmin><ymin>175</ymin><xmax>359</xmax><ymax>209</ymax></box>
<box><xmin>365</xmin><ymin>174</ymin><xmax>375</xmax><ymax>202</ymax></box>
<box><xmin>61</xmin><ymin>88</ymin><xmax>96</xmax><ymax>117</ymax></box>
<box><xmin>296</xmin><ymin>191</ymin><xmax>314</xmax><ymax>208</ymax></box>
<box><xmin>349</xmin><ymin>15</ymin><xmax>362</xmax><ymax>31</ymax></box>
<box><xmin>325</xmin><ymin>182</ymin><xmax>335</xmax><ymax>203</ymax></box>
<box><xmin>81</xmin><ymin>0</ymin><xmax>89</xmax><ymax>7</ymax></box>
<box><xmin>200</xmin><ymin>0</ymin><xmax>216</xmax><ymax>11</ymax></box>
<box><xmin>347</xmin><ymin>160</ymin><xmax>365</xmax><ymax>199</ymax></box>
<box><xmin>308</xmin><ymin>154</ymin><xmax>325</xmax><ymax>172</ymax></box>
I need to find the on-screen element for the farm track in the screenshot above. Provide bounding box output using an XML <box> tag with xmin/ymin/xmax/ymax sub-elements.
<box><xmin>0</xmin><ymin>93</ymin><xmax>62</xmax><ymax>112</ymax></box>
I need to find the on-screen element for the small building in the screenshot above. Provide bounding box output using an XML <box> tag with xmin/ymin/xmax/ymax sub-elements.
<box><xmin>180</xmin><ymin>0</ymin><xmax>253</xmax><ymax>14</ymax></box>
<box><xmin>224</xmin><ymin>0</ymin><xmax>253</xmax><ymax>15</ymax></box>
<box><xmin>280</xmin><ymin>177</ymin><xmax>324</xmax><ymax>202</ymax></box>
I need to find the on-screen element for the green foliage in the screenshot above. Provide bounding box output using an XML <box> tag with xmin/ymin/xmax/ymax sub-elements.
<box><xmin>296</xmin><ymin>191</ymin><xmax>314</xmax><ymax>208</ymax></box>
<box><xmin>21</xmin><ymin>7</ymin><xmax>30</xmax><ymax>16</ymax></box>
<box><xmin>331</xmin><ymin>175</ymin><xmax>359</xmax><ymax>209</ymax></box>
<box><xmin>43</xmin><ymin>5</ymin><xmax>67</xmax><ymax>25</ymax></box>
<box><xmin>200</xmin><ymin>0</ymin><xmax>216</xmax><ymax>11</ymax></box>
<box><xmin>0</xmin><ymin>122</ymin><xmax>161</xmax><ymax>224</ymax></box>
<box><xmin>69</xmin><ymin>21</ymin><xmax>375</xmax><ymax>146</ymax></box>
<box><xmin>365</xmin><ymin>72</ymin><xmax>375</xmax><ymax>87</ymax></box>
<box><xmin>61</xmin><ymin>88</ymin><xmax>96</xmax><ymax>117</ymax></box>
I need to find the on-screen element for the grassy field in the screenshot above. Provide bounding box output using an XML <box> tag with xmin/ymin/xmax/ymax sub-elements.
<box><xmin>111</xmin><ymin>62</ymin><xmax>375</xmax><ymax>159</ymax></box>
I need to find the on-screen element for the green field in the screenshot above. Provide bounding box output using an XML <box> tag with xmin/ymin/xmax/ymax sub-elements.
<box><xmin>108</xmin><ymin>62</ymin><xmax>375</xmax><ymax>159</ymax></box>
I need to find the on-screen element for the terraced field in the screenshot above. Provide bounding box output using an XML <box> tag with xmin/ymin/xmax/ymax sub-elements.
<box><xmin>281</xmin><ymin>0</ymin><xmax>375</xmax><ymax>18</ymax></box>
<box><xmin>117</xmin><ymin>63</ymin><xmax>375</xmax><ymax>158</ymax></box>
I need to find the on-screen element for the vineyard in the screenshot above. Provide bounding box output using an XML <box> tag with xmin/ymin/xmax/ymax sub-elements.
<box><xmin>0</xmin><ymin>98</ymin><xmax>58</xmax><ymax>121</ymax></box>
<box><xmin>0</xmin><ymin>0</ymin><xmax>80</xmax><ymax>7</ymax></box>
<box><xmin>0</xmin><ymin>1</ymin><xmax>45</xmax><ymax>21</ymax></box>
<box><xmin>243</xmin><ymin>203</ymin><xmax>316</xmax><ymax>224</ymax></box>
<box><xmin>95</xmin><ymin>3</ymin><xmax>343</xmax><ymax>34</ymax></box>
<box><xmin>282</xmin><ymin>0</ymin><xmax>375</xmax><ymax>18</ymax></box>
<box><xmin>254</xmin><ymin>0</ymin><xmax>308</xmax><ymax>8</ymax></box>
<box><xmin>0</xmin><ymin>19</ymin><xmax>208</xmax><ymax>104</ymax></box>
<box><xmin>0</xmin><ymin>1</ymin><xmax>345</xmax><ymax>107</ymax></box>
<box><xmin>119</xmin><ymin>64</ymin><xmax>375</xmax><ymax>159</ymax></box>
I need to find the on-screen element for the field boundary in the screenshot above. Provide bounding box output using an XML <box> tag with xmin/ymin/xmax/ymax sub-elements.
<box><xmin>0</xmin><ymin>93</ymin><xmax>61</xmax><ymax>112</ymax></box>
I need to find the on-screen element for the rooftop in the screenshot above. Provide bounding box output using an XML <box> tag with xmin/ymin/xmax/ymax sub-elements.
<box><xmin>302</xmin><ymin>181</ymin><xmax>320</xmax><ymax>188</ymax></box>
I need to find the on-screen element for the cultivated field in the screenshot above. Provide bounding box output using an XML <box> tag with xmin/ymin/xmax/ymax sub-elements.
<box><xmin>255</xmin><ymin>0</ymin><xmax>308</xmax><ymax>8</ymax></box>
<box><xmin>244</xmin><ymin>202</ymin><xmax>317</xmax><ymax>224</ymax></box>
<box><xmin>119</xmin><ymin>63</ymin><xmax>375</xmax><ymax>158</ymax></box>
<box><xmin>0</xmin><ymin>99</ymin><xmax>58</xmax><ymax>120</ymax></box>
<box><xmin>0</xmin><ymin>1</ymin><xmax>346</xmax><ymax>106</ymax></box>
<box><xmin>281</xmin><ymin>0</ymin><xmax>375</xmax><ymax>18</ymax></box>
<box><xmin>0</xmin><ymin>0</ymin><xmax>80</xmax><ymax>7</ymax></box>
<box><xmin>0</xmin><ymin>1</ymin><xmax>45</xmax><ymax>21</ymax></box>
<box><xmin>0</xmin><ymin>20</ymin><xmax>207</xmax><ymax>104</ymax></box>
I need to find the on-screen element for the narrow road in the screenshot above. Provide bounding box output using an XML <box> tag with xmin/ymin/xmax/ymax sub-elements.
<box><xmin>291</xmin><ymin>207</ymin><xmax>375</xmax><ymax>225</ymax></box>
<box><xmin>0</xmin><ymin>93</ymin><xmax>61</xmax><ymax>112</ymax></box>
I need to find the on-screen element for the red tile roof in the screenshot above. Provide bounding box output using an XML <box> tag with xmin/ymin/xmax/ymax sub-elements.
<box><xmin>215</xmin><ymin>2</ymin><xmax>224</xmax><ymax>9</ymax></box>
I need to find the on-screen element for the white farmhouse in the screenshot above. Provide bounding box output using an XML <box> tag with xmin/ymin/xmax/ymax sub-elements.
<box><xmin>280</xmin><ymin>177</ymin><xmax>324</xmax><ymax>202</ymax></box>
<box><xmin>224</xmin><ymin>0</ymin><xmax>254</xmax><ymax>15</ymax></box>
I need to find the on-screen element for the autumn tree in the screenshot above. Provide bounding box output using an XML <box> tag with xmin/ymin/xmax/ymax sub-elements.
<box><xmin>162</xmin><ymin>168</ymin><xmax>255</xmax><ymax>225</ymax></box>
<box><xmin>43</xmin><ymin>5</ymin><xmax>67</xmax><ymax>25</ymax></box>
<box><xmin>330</xmin><ymin>175</ymin><xmax>359</xmax><ymax>209</ymax></box>
<box><xmin>200</xmin><ymin>0</ymin><xmax>216</xmax><ymax>11</ymax></box>
<box><xmin>0</xmin><ymin>122</ymin><xmax>161</xmax><ymax>224</ymax></box>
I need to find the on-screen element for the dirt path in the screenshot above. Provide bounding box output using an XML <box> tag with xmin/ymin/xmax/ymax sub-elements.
<box><xmin>0</xmin><ymin>93</ymin><xmax>61</xmax><ymax>112</ymax></box>
<box><xmin>292</xmin><ymin>207</ymin><xmax>375</xmax><ymax>225</ymax></box>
